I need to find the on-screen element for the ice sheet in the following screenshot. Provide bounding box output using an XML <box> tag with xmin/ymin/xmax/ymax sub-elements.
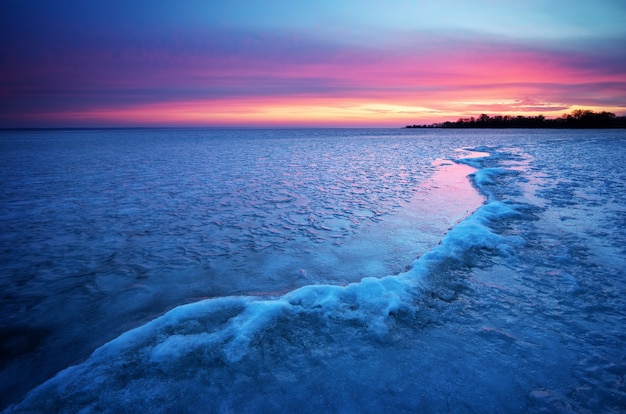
<box><xmin>3</xmin><ymin>129</ymin><xmax>626</xmax><ymax>413</ymax></box>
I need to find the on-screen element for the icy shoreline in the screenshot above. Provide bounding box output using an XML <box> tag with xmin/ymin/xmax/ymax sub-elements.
<box><xmin>6</xmin><ymin>130</ymin><xmax>625</xmax><ymax>413</ymax></box>
<box><xmin>4</xmin><ymin>149</ymin><xmax>506</xmax><ymax>413</ymax></box>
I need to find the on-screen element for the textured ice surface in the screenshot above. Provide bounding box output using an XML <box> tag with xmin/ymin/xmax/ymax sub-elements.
<box><xmin>0</xmin><ymin>128</ymin><xmax>485</xmax><ymax>408</ymax></box>
<box><xmin>3</xmin><ymin>129</ymin><xmax>626</xmax><ymax>413</ymax></box>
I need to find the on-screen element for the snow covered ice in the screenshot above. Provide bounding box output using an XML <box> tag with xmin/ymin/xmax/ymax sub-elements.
<box><xmin>1</xmin><ymin>128</ymin><xmax>625</xmax><ymax>413</ymax></box>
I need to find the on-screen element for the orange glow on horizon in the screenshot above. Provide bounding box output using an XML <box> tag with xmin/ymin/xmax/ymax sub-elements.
<box><xmin>3</xmin><ymin>32</ymin><xmax>625</xmax><ymax>128</ymax></box>
<box><xmin>19</xmin><ymin>94</ymin><xmax>625</xmax><ymax>128</ymax></box>
<box><xmin>5</xmin><ymin>46</ymin><xmax>624</xmax><ymax>128</ymax></box>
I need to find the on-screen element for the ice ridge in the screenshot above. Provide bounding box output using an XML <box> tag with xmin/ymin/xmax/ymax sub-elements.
<box><xmin>4</xmin><ymin>147</ymin><xmax>527</xmax><ymax>413</ymax></box>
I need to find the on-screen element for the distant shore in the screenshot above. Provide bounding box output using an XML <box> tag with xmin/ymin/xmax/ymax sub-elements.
<box><xmin>405</xmin><ymin>110</ymin><xmax>626</xmax><ymax>129</ymax></box>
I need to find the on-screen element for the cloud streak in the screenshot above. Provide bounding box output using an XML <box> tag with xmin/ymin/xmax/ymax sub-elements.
<box><xmin>1</xmin><ymin>7</ymin><xmax>625</xmax><ymax>127</ymax></box>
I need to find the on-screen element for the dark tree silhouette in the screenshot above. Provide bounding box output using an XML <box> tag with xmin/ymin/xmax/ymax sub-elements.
<box><xmin>405</xmin><ymin>110</ymin><xmax>626</xmax><ymax>129</ymax></box>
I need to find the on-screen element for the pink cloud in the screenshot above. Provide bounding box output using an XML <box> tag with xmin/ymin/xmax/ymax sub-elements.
<box><xmin>2</xmin><ymin>28</ymin><xmax>624</xmax><ymax>127</ymax></box>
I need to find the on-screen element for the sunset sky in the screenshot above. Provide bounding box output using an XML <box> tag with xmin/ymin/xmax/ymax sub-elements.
<box><xmin>1</xmin><ymin>0</ymin><xmax>625</xmax><ymax>127</ymax></box>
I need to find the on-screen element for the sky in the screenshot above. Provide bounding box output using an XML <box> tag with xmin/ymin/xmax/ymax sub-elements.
<box><xmin>1</xmin><ymin>0</ymin><xmax>625</xmax><ymax>127</ymax></box>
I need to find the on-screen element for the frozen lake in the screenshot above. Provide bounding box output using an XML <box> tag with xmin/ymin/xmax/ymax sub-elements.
<box><xmin>1</xmin><ymin>128</ymin><xmax>625</xmax><ymax>412</ymax></box>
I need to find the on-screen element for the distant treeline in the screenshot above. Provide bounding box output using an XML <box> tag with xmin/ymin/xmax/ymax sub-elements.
<box><xmin>405</xmin><ymin>110</ymin><xmax>626</xmax><ymax>129</ymax></box>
